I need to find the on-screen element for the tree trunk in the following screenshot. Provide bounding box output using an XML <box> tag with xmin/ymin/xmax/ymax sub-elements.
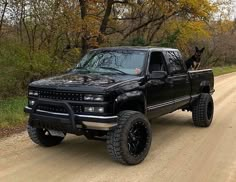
<box><xmin>100</xmin><ymin>1</ymin><xmax>113</xmax><ymax>34</ymax></box>
<box><xmin>79</xmin><ymin>0</ymin><xmax>88</xmax><ymax>57</ymax></box>
<box><xmin>97</xmin><ymin>0</ymin><xmax>114</xmax><ymax>44</ymax></box>
<box><xmin>0</xmin><ymin>1</ymin><xmax>8</xmax><ymax>38</ymax></box>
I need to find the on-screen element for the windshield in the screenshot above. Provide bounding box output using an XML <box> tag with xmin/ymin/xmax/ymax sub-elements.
<box><xmin>75</xmin><ymin>50</ymin><xmax>147</xmax><ymax>75</ymax></box>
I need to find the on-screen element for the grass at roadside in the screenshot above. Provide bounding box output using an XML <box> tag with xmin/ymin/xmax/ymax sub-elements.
<box><xmin>0</xmin><ymin>97</ymin><xmax>27</xmax><ymax>128</ymax></box>
<box><xmin>213</xmin><ymin>65</ymin><xmax>236</xmax><ymax>76</ymax></box>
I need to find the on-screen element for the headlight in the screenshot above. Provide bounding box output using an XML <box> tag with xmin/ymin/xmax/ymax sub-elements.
<box><xmin>29</xmin><ymin>90</ymin><xmax>39</xmax><ymax>96</ymax></box>
<box><xmin>29</xmin><ymin>100</ymin><xmax>35</xmax><ymax>106</ymax></box>
<box><xmin>84</xmin><ymin>94</ymin><xmax>104</xmax><ymax>102</ymax></box>
<box><xmin>84</xmin><ymin>107</ymin><xmax>104</xmax><ymax>113</ymax></box>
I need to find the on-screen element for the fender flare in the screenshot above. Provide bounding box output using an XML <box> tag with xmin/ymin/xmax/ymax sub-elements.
<box><xmin>200</xmin><ymin>80</ymin><xmax>211</xmax><ymax>93</ymax></box>
<box><xmin>114</xmin><ymin>91</ymin><xmax>146</xmax><ymax>114</ymax></box>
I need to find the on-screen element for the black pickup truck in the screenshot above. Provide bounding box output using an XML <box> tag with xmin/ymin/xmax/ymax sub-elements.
<box><xmin>24</xmin><ymin>47</ymin><xmax>214</xmax><ymax>165</ymax></box>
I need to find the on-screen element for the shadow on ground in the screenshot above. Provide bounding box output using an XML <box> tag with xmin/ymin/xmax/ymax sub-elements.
<box><xmin>29</xmin><ymin>112</ymin><xmax>198</xmax><ymax>166</ymax></box>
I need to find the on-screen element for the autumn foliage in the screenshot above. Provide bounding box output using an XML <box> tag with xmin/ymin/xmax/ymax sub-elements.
<box><xmin>0</xmin><ymin>0</ymin><xmax>235</xmax><ymax>97</ymax></box>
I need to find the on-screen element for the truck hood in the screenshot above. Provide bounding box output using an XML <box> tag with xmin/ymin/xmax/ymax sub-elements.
<box><xmin>29</xmin><ymin>72</ymin><xmax>142</xmax><ymax>92</ymax></box>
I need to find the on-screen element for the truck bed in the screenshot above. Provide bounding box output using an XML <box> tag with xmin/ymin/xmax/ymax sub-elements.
<box><xmin>188</xmin><ymin>69</ymin><xmax>214</xmax><ymax>98</ymax></box>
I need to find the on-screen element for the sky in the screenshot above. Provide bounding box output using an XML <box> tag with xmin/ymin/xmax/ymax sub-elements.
<box><xmin>233</xmin><ymin>0</ymin><xmax>236</xmax><ymax>18</ymax></box>
<box><xmin>211</xmin><ymin>0</ymin><xmax>236</xmax><ymax>20</ymax></box>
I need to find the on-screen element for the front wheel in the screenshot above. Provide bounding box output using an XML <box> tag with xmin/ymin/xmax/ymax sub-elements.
<box><xmin>107</xmin><ymin>111</ymin><xmax>152</xmax><ymax>165</ymax></box>
<box><xmin>192</xmin><ymin>93</ymin><xmax>214</xmax><ymax>127</ymax></box>
<box><xmin>27</xmin><ymin>125</ymin><xmax>66</xmax><ymax>147</ymax></box>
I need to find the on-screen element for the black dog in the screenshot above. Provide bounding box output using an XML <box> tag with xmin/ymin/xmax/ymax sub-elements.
<box><xmin>185</xmin><ymin>47</ymin><xmax>205</xmax><ymax>70</ymax></box>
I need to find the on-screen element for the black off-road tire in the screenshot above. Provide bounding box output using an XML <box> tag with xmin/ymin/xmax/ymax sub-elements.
<box><xmin>27</xmin><ymin>125</ymin><xmax>65</xmax><ymax>147</ymax></box>
<box><xmin>192</xmin><ymin>93</ymin><xmax>214</xmax><ymax>127</ymax></box>
<box><xmin>107</xmin><ymin>111</ymin><xmax>152</xmax><ymax>165</ymax></box>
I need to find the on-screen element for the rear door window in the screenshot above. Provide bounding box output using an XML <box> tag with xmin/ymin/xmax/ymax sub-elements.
<box><xmin>166</xmin><ymin>51</ymin><xmax>185</xmax><ymax>75</ymax></box>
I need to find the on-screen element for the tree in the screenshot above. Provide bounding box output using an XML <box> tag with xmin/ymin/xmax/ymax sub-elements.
<box><xmin>0</xmin><ymin>0</ymin><xmax>8</xmax><ymax>38</ymax></box>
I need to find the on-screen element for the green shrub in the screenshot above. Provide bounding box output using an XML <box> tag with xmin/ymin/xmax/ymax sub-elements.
<box><xmin>0</xmin><ymin>40</ymin><xmax>77</xmax><ymax>98</ymax></box>
<box><xmin>131</xmin><ymin>37</ymin><xmax>146</xmax><ymax>46</ymax></box>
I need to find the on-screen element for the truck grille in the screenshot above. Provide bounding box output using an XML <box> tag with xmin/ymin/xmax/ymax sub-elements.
<box><xmin>37</xmin><ymin>105</ymin><xmax>67</xmax><ymax>113</ymax></box>
<box><xmin>37</xmin><ymin>104</ymin><xmax>83</xmax><ymax>114</ymax></box>
<box><xmin>38</xmin><ymin>90</ymin><xmax>83</xmax><ymax>101</ymax></box>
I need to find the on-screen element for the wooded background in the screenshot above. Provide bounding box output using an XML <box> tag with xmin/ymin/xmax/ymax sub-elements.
<box><xmin>0</xmin><ymin>0</ymin><xmax>235</xmax><ymax>98</ymax></box>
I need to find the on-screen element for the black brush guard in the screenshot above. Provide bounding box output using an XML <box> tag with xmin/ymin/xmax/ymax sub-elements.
<box><xmin>24</xmin><ymin>99</ymin><xmax>118</xmax><ymax>133</ymax></box>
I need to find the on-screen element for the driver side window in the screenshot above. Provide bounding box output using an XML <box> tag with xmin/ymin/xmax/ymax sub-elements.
<box><xmin>149</xmin><ymin>52</ymin><xmax>166</xmax><ymax>73</ymax></box>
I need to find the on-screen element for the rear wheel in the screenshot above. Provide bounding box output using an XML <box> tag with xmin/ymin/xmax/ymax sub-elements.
<box><xmin>27</xmin><ymin>125</ymin><xmax>66</xmax><ymax>147</ymax></box>
<box><xmin>192</xmin><ymin>93</ymin><xmax>214</xmax><ymax>127</ymax></box>
<box><xmin>107</xmin><ymin>111</ymin><xmax>152</xmax><ymax>165</ymax></box>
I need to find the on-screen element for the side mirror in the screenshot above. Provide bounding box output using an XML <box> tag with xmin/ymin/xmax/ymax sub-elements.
<box><xmin>150</xmin><ymin>71</ymin><xmax>167</xmax><ymax>80</ymax></box>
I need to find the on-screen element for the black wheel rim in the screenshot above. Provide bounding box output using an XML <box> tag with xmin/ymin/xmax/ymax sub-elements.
<box><xmin>207</xmin><ymin>101</ymin><xmax>213</xmax><ymax>120</ymax></box>
<box><xmin>127</xmin><ymin>121</ymin><xmax>148</xmax><ymax>156</ymax></box>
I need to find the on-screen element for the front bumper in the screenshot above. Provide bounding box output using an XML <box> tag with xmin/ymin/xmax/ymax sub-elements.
<box><xmin>24</xmin><ymin>100</ymin><xmax>118</xmax><ymax>132</ymax></box>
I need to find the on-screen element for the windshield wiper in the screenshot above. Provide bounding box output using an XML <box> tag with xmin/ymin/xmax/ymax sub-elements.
<box><xmin>99</xmin><ymin>67</ymin><xmax>128</xmax><ymax>75</ymax></box>
<box><xmin>75</xmin><ymin>67</ymin><xmax>91</xmax><ymax>73</ymax></box>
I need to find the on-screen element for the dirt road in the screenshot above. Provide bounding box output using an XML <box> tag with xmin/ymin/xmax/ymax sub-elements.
<box><xmin>0</xmin><ymin>73</ymin><xmax>236</xmax><ymax>182</ymax></box>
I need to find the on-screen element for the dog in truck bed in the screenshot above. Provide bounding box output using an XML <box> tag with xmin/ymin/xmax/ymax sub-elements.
<box><xmin>185</xmin><ymin>47</ymin><xmax>205</xmax><ymax>70</ymax></box>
